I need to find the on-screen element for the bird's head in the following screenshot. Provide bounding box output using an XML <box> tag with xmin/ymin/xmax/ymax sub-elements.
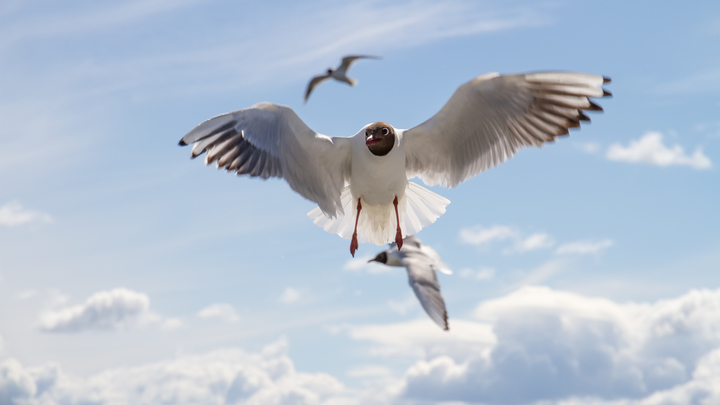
<box><xmin>364</xmin><ymin>122</ymin><xmax>395</xmax><ymax>156</ymax></box>
<box><xmin>368</xmin><ymin>251</ymin><xmax>388</xmax><ymax>264</ymax></box>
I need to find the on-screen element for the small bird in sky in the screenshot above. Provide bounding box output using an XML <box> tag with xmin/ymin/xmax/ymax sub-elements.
<box><xmin>369</xmin><ymin>235</ymin><xmax>451</xmax><ymax>330</ymax></box>
<box><xmin>303</xmin><ymin>55</ymin><xmax>380</xmax><ymax>103</ymax></box>
<box><xmin>179</xmin><ymin>71</ymin><xmax>610</xmax><ymax>257</ymax></box>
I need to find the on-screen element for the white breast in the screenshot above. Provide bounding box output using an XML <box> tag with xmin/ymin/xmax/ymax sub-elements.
<box><xmin>349</xmin><ymin>128</ymin><xmax>408</xmax><ymax>206</ymax></box>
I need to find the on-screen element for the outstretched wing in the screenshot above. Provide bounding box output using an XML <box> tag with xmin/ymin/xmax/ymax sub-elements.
<box><xmin>337</xmin><ymin>55</ymin><xmax>381</xmax><ymax>74</ymax></box>
<box><xmin>179</xmin><ymin>102</ymin><xmax>351</xmax><ymax>217</ymax></box>
<box><xmin>304</xmin><ymin>73</ymin><xmax>332</xmax><ymax>103</ymax></box>
<box><xmin>404</xmin><ymin>255</ymin><xmax>449</xmax><ymax>331</ymax></box>
<box><xmin>404</xmin><ymin>72</ymin><xmax>611</xmax><ymax>188</ymax></box>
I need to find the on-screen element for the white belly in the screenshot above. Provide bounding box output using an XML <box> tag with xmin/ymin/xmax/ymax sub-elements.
<box><xmin>349</xmin><ymin>131</ymin><xmax>408</xmax><ymax>205</ymax></box>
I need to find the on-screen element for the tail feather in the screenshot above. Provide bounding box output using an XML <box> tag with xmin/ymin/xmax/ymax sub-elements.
<box><xmin>308</xmin><ymin>182</ymin><xmax>450</xmax><ymax>245</ymax></box>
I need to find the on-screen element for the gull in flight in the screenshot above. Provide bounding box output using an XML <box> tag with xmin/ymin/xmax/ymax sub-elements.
<box><xmin>304</xmin><ymin>55</ymin><xmax>380</xmax><ymax>103</ymax></box>
<box><xmin>179</xmin><ymin>71</ymin><xmax>611</xmax><ymax>256</ymax></box>
<box><xmin>369</xmin><ymin>235</ymin><xmax>451</xmax><ymax>330</ymax></box>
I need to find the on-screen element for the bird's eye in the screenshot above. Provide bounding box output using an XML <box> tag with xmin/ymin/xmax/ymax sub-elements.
<box><xmin>382</xmin><ymin>128</ymin><xmax>389</xmax><ymax>136</ymax></box>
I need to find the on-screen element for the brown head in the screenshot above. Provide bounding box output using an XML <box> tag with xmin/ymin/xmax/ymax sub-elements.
<box><xmin>368</xmin><ymin>251</ymin><xmax>387</xmax><ymax>264</ymax></box>
<box><xmin>364</xmin><ymin>122</ymin><xmax>395</xmax><ymax>156</ymax></box>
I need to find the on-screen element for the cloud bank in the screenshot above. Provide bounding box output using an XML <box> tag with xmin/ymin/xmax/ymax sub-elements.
<box><xmin>6</xmin><ymin>286</ymin><xmax>720</xmax><ymax>404</ymax></box>
<box><xmin>0</xmin><ymin>339</ymin><xmax>350</xmax><ymax>405</ymax></box>
<box><xmin>397</xmin><ymin>286</ymin><xmax>720</xmax><ymax>404</ymax></box>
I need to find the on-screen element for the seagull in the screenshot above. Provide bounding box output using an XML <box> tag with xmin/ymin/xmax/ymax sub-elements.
<box><xmin>369</xmin><ymin>235</ymin><xmax>451</xmax><ymax>330</ymax></box>
<box><xmin>304</xmin><ymin>55</ymin><xmax>380</xmax><ymax>103</ymax></box>
<box><xmin>179</xmin><ymin>71</ymin><xmax>611</xmax><ymax>256</ymax></box>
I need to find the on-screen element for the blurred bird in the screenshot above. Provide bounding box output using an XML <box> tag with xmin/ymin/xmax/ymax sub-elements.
<box><xmin>369</xmin><ymin>235</ymin><xmax>451</xmax><ymax>330</ymax></box>
<box><xmin>303</xmin><ymin>55</ymin><xmax>380</xmax><ymax>103</ymax></box>
<box><xmin>179</xmin><ymin>71</ymin><xmax>611</xmax><ymax>256</ymax></box>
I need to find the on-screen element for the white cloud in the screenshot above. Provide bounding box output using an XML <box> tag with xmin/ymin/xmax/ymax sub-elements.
<box><xmin>39</xmin><ymin>288</ymin><xmax>150</xmax><ymax>332</ymax></box>
<box><xmin>460</xmin><ymin>225</ymin><xmax>556</xmax><ymax>254</ymax></box>
<box><xmin>459</xmin><ymin>267</ymin><xmax>496</xmax><ymax>281</ymax></box>
<box><xmin>0</xmin><ymin>339</ymin><xmax>350</xmax><ymax>405</ymax></box>
<box><xmin>396</xmin><ymin>286</ymin><xmax>720</xmax><ymax>404</ymax></box>
<box><xmin>556</xmin><ymin>239</ymin><xmax>614</xmax><ymax>255</ymax></box>
<box><xmin>197</xmin><ymin>303</ymin><xmax>239</xmax><ymax>323</ymax></box>
<box><xmin>0</xmin><ymin>202</ymin><xmax>53</xmax><ymax>227</ymax></box>
<box><xmin>505</xmin><ymin>232</ymin><xmax>555</xmax><ymax>254</ymax></box>
<box><xmin>606</xmin><ymin>132</ymin><xmax>712</xmax><ymax>169</ymax></box>
<box><xmin>279</xmin><ymin>287</ymin><xmax>303</xmax><ymax>305</ymax></box>
<box><xmin>459</xmin><ymin>225</ymin><xmax>516</xmax><ymax>246</ymax></box>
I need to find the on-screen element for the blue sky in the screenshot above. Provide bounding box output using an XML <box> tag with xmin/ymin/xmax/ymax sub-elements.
<box><xmin>1</xmin><ymin>0</ymin><xmax>719</xmax><ymax>403</ymax></box>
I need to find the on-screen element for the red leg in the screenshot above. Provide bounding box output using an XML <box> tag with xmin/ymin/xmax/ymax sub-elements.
<box><xmin>350</xmin><ymin>197</ymin><xmax>362</xmax><ymax>257</ymax></box>
<box><xmin>393</xmin><ymin>196</ymin><xmax>403</xmax><ymax>250</ymax></box>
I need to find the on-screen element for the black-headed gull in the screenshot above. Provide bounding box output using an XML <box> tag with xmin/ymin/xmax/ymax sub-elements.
<box><xmin>369</xmin><ymin>235</ymin><xmax>451</xmax><ymax>330</ymax></box>
<box><xmin>303</xmin><ymin>55</ymin><xmax>380</xmax><ymax>103</ymax></box>
<box><xmin>179</xmin><ymin>71</ymin><xmax>611</xmax><ymax>256</ymax></box>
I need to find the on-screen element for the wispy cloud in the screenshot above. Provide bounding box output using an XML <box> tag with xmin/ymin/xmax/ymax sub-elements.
<box><xmin>459</xmin><ymin>225</ymin><xmax>516</xmax><ymax>246</ymax></box>
<box><xmin>556</xmin><ymin>239</ymin><xmax>614</xmax><ymax>255</ymax></box>
<box><xmin>39</xmin><ymin>288</ymin><xmax>150</xmax><ymax>332</ymax></box>
<box><xmin>606</xmin><ymin>132</ymin><xmax>712</xmax><ymax>169</ymax></box>
<box><xmin>279</xmin><ymin>287</ymin><xmax>304</xmax><ymax>305</ymax></box>
<box><xmin>459</xmin><ymin>267</ymin><xmax>496</xmax><ymax>281</ymax></box>
<box><xmin>2</xmin><ymin>1</ymin><xmax>552</xmax><ymax>102</ymax></box>
<box><xmin>655</xmin><ymin>67</ymin><xmax>720</xmax><ymax>95</ymax></box>
<box><xmin>459</xmin><ymin>225</ymin><xmax>555</xmax><ymax>254</ymax></box>
<box><xmin>0</xmin><ymin>0</ymin><xmax>208</xmax><ymax>49</ymax></box>
<box><xmin>517</xmin><ymin>259</ymin><xmax>567</xmax><ymax>286</ymax></box>
<box><xmin>197</xmin><ymin>303</ymin><xmax>240</xmax><ymax>323</ymax></box>
<box><xmin>506</xmin><ymin>233</ymin><xmax>555</xmax><ymax>254</ymax></box>
<box><xmin>0</xmin><ymin>202</ymin><xmax>53</xmax><ymax>227</ymax></box>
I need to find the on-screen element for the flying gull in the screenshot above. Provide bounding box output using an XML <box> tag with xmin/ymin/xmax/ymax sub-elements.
<box><xmin>304</xmin><ymin>55</ymin><xmax>380</xmax><ymax>103</ymax></box>
<box><xmin>179</xmin><ymin>71</ymin><xmax>611</xmax><ymax>256</ymax></box>
<box><xmin>369</xmin><ymin>235</ymin><xmax>451</xmax><ymax>330</ymax></box>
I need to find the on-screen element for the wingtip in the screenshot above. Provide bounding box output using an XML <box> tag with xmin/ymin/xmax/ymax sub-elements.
<box><xmin>178</xmin><ymin>139</ymin><xmax>188</xmax><ymax>146</ymax></box>
<box><xmin>587</xmin><ymin>101</ymin><xmax>604</xmax><ymax>111</ymax></box>
<box><xmin>603</xmin><ymin>89</ymin><xmax>613</xmax><ymax>97</ymax></box>
<box><xmin>603</xmin><ymin>76</ymin><xmax>612</xmax><ymax>83</ymax></box>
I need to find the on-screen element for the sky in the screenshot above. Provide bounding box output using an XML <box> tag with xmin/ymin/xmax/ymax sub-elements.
<box><xmin>1</xmin><ymin>0</ymin><xmax>719</xmax><ymax>404</ymax></box>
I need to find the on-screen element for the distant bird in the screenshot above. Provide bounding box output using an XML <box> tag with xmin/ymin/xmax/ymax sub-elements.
<box><xmin>179</xmin><ymin>71</ymin><xmax>611</xmax><ymax>256</ymax></box>
<box><xmin>304</xmin><ymin>55</ymin><xmax>380</xmax><ymax>103</ymax></box>
<box><xmin>369</xmin><ymin>235</ymin><xmax>451</xmax><ymax>330</ymax></box>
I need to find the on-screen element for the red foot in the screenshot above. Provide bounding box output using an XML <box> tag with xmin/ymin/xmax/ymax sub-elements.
<box><xmin>350</xmin><ymin>235</ymin><xmax>359</xmax><ymax>257</ymax></box>
<box><xmin>350</xmin><ymin>197</ymin><xmax>362</xmax><ymax>257</ymax></box>
<box><xmin>393</xmin><ymin>196</ymin><xmax>403</xmax><ymax>250</ymax></box>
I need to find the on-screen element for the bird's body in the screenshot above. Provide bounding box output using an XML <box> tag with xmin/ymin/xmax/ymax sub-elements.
<box><xmin>370</xmin><ymin>235</ymin><xmax>451</xmax><ymax>330</ymax></box>
<box><xmin>304</xmin><ymin>55</ymin><xmax>380</xmax><ymax>102</ymax></box>
<box><xmin>179</xmin><ymin>71</ymin><xmax>611</xmax><ymax>256</ymax></box>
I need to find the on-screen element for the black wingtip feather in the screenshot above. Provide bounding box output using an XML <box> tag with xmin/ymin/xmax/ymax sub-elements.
<box><xmin>178</xmin><ymin>139</ymin><xmax>188</xmax><ymax>146</ymax></box>
<box><xmin>603</xmin><ymin>90</ymin><xmax>613</xmax><ymax>97</ymax></box>
<box><xmin>587</xmin><ymin>101</ymin><xmax>604</xmax><ymax>111</ymax></box>
<box><xmin>603</xmin><ymin>76</ymin><xmax>612</xmax><ymax>83</ymax></box>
